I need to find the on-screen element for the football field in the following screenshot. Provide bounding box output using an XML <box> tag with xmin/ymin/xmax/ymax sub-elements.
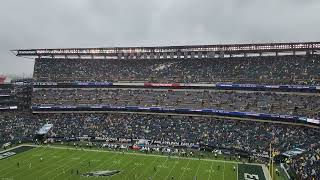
<box><xmin>0</xmin><ymin>145</ymin><xmax>270</xmax><ymax>180</ymax></box>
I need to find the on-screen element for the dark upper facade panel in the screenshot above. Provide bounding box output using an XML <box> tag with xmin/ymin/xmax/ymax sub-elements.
<box><xmin>12</xmin><ymin>41</ymin><xmax>320</xmax><ymax>59</ymax></box>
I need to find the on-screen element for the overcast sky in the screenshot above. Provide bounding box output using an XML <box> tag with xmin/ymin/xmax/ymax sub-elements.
<box><xmin>0</xmin><ymin>0</ymin><xmax>320</xmax><ymax>76</ymax></box>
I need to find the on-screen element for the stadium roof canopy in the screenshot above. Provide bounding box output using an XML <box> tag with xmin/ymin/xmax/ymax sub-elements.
<box><xmin>12</xmin><ymin>41</ymin><xmax>320</xmax><ymax>59</ymax></box>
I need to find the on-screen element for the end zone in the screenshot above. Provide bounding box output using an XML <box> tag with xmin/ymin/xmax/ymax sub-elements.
<box><xmin>238</xmin><ymin>164</ymin><xmax>269</xmax><ymax>180</ymax></box>
<box><xmin>0</xmin><ymin>145</ymin><xmax>35</xmax><ymax>160</ymax></box>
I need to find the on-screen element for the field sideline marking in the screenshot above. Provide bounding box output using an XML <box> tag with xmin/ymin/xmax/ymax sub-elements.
<box><xmin>28</xmin><ymin>144</ymin><xmax>265</xmax><ymax>166</ymax></box>
<box><xmin>237</xmin><ymin>163</ymin><xmax>239</xmax><ymax>180</ymax></box>
<box><xmin>194</xmin><ymin>160</ymin><xmax>202</xmax><ymax>180</ymax></box>
<box><xmin>261</xmin><ymin>163</ymin><xmax>272</xmax><ymax>180</ymax></box>
<box><xmin>222</xmin><ymin>161</ymin><xmax>225</xmax><ymax>180</ymax></box>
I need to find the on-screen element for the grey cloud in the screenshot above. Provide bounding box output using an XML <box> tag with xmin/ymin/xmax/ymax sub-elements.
<box><xmin>0</xmin><ymin>0</ymin><xmax>320</xmax><ymax>75</ymax></box>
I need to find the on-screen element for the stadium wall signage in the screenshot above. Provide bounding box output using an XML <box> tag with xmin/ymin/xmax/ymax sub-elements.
<box><xmin>32</xmin><ymin>82</ymin><xmax>320</xmax><ymax>93</ymax></box>
<box><xmin>0</xmin><ymin>106</ymin><xmax>18</xmax><ymax>110</ymax></box>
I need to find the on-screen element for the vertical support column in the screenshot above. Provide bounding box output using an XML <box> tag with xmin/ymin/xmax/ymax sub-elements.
<box><xmin>191</xmin><ymin>52</ymin><xmax>195</xmax><ymax>59</ymax></box>
<box><xmin>219</xmin><ymin>51</ymin><xmax>224</xmax><ymax>58</ymax></box>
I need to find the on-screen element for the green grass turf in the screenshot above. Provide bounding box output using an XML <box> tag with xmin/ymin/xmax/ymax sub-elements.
<box><xmin>0</xmin><ymin>146</ymin><xmax>269</xmax><ymax>180</ymax></box>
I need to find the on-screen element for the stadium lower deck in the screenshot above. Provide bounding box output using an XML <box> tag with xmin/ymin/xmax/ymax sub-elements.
<box><xmin>0</xmin><ymin>145</ymin><xmax>272</xmax><ymax>180</ymax></box>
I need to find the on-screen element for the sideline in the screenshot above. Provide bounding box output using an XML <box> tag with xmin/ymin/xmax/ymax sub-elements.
<box><xmin>262</xmin><ymin>164</ymin><xmax>272</xmax><ymax>180</ymax></box>
<box><xmin>0</xmin><ymin>144</ymin><xmax>28</xmax><ymax>154</ymax></box>
<box><xmin>27</xmin><ymin>144</ymin><xmax>267</xmax><ymax>166</ymax></box>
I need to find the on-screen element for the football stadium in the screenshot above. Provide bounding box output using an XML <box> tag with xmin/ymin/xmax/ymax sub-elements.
<box><xmin>0</xmin><ymin>42</ymin><xmax>320</xmax><ymax>179</ymax></box>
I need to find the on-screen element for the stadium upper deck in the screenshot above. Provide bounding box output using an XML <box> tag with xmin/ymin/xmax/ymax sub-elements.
<box><xmin>12</xmin><ymin>41</ymin><xmax>320</xmax><ymax>85</ymax></box>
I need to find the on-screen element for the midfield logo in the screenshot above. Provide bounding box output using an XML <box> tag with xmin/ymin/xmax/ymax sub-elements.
<box><xmin>82</xmin><ymin>170</ymin><xmax>121</xmax><ymax>177</ymax></box>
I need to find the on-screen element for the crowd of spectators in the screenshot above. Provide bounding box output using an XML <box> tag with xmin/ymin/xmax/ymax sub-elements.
<box><xmin>0</xmin><ymin>84</ymin><xmax>17</xmax><ymax>109</ymax></box>
<box><xmin>0</xmin><ymin>111</ymin><xmax>37</xmax><ymax>144</ymax></box>
<box><xmin>33</xmin><ymin>55</ymin><xmax>320</xmax><ymax>85</ymax></box>
<box><xmin>33</xmin><ymin>88</ymin><xmax>320</xmax><ymax>119</ymax></box>
<box><xmin>1</xmin><ymin>112</ymin><xmax>319</xmax><ymax>154</ymax></box>
<box><xmin>289</xmin><ymin>146</ymin><xmax>320</xmax><ymax>179</ymax></box>
<box><xmin>0</xmin><ymin>83</ymin><xmax>32</xmax><ymax>109</ymax></box>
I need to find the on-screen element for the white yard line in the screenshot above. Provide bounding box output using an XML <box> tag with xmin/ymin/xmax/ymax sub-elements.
<box><xmin>237</xmin><ymin>163</ymin><xmax>239</xmax><ymax>180</ymax></box>
<box><xmin>194</xmin><ymin>160</ymin><xmax>202</xmax><ymax>180</ymax></box>
<box><xmin>178</xmin><ymin>159</ymin><xmax>191</xmax><ymax>180</ymax></box>
<box><xmin>207</xmin><ymin>161</ymin><xmax>214</xmax><ymax>180</ymax></box>
<box><xmin>222</xmin><ymin>161</ymin><xmax>225</xmax><ymax>180</ymax></box>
